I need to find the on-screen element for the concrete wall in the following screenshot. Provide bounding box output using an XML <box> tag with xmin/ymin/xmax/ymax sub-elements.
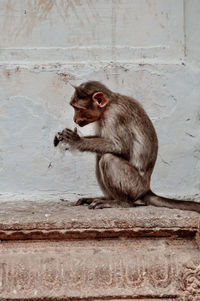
<box><xmin>0</xmin><ymin>0</ymin><xmax>199</xmax><ymax>202</ymax></box>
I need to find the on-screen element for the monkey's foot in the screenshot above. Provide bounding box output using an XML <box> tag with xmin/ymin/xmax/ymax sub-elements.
<box><xmin>75</xmin><ymin>197</ymin><xmax>105</xmax><ymax>206</ymax></box>
<box><xmin>88</xmin><ymin>199</ymin><xmax>147</xmax><ymax>209</ymax></box>
<box><xmin>88</xmin><ymin>199</ymin><xmax>136</xmax><ymax>209</ymax></box>
<box><xmin>75</xmin><ymin>198</ymin><xmax>146</xmax><ymax>209</ymax></box>
<box><xmin>88</xmin><ymin>199</ymin><xmax>113</xmax><ymax>209</ymax></box>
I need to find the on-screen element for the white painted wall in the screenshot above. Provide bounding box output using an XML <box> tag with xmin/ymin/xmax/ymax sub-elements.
<box><xmin>0</xmin><ymin>0</ymin><xmax>199</xmax><ymax>202</ymax></box>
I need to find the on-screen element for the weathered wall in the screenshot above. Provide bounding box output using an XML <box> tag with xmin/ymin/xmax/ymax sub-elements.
<box><xmin>0</xmin><ymin>0</ymin><xmax>199</xmax><ymax>201</ymax></box>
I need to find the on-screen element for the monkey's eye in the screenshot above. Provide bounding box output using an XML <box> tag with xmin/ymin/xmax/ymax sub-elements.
<box><xmin>74</xmin><ymin>107</ymin><xmax>85</xmax><ymax>113</ymax></box>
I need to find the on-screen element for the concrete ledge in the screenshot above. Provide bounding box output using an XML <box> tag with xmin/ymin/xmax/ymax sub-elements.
<box><xmin>0</xmin><ymin>201</ymin><xmax>199</xmax><ymax>240</ymax></box>
<box><xmin>0</xmin><ymin>201</ymin><xmax>200</xmax><ymax>300</ymax></box>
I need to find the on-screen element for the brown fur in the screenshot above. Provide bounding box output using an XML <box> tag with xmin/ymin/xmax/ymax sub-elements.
<box><xmin>57</xmin><ymin>81</ymin><xmax>200</xmax><ymax>212</ymax></box>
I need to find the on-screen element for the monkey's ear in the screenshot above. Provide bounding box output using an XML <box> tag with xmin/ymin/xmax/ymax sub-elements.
<box><xmin>92</xmin><ymin>92</ymin><xmax>107</xmax><ymax>108</ymax></box>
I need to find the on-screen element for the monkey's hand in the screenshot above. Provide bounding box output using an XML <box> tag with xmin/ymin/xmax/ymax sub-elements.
<box><xmin>57</xmin><ymin>127</ymin><xmax>81</xmax><ymax>149</ymax></box>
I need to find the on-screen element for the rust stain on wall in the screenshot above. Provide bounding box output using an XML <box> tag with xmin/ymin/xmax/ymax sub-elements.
<box><xmin>57</xmin><ymin>72</ymin><xmax>76</xmax><ymax>84</ymax></box>
<box><xmin>4</xmin><ymin>70</ymin><xmax>11</xmax><ymax>78</ymax></box>
<box><xmin>146</xmin><ymin>0</ymin><xmax>152</xmax><ymax>9</ymax></box>
<box><xmin>37</xmin><ymin>0</ymin><xmax>54</xmax><ymax>14</ymax></box>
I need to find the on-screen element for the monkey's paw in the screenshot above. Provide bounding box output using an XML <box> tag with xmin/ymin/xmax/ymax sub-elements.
<box><xmin>58</xmin><ymin>127</ymin><xmax>80</xmax><ymax>146</ymax></box>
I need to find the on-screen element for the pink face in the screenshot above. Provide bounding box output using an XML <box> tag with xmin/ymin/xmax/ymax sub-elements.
<box><xmin>70</xmin><ymin>92</ymin><xmax>107</xmax><ymax>127</ymax></box>
<box><xmin>72</xmin><ymin>104</ymin><xmax>102</xmax><ymax>127</ymax></box>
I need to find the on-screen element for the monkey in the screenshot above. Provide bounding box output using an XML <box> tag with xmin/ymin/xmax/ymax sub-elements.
<box><xmin>55</xmin><ymin>81</ymin><xmax>200</xmax><ymax>212</ymax></box>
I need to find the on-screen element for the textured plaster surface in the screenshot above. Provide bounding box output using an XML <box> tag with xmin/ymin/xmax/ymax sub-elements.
<box><xmin>0</xmin><ymin>0</ymin><xmax>199</xmax><ymax>202</ymax></box>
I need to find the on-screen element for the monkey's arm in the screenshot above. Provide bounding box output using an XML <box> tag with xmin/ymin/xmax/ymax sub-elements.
<box><xmin>57</xmin><ymin>129</ymin><xmax>123</xmax><ymax>155</ymax></box>
<box><xmin>77</xmin><ymin>137</ymin><xmax>122</xmax><ymax>154</ymax></box>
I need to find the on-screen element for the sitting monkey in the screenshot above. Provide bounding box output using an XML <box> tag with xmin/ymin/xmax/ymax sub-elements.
<box><xmin>54</xmin><ymin>81</ymin><xmax>200</xmax><ymax>212</ymax></box>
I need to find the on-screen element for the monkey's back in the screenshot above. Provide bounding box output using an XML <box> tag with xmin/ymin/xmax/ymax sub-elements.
<box><xmin>99</xmin><ymin>94</ymin><xmax>158</xmax><ymax>176</ymax></box>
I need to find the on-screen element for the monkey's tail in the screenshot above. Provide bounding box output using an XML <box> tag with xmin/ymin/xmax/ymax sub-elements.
<box><xmin>142</xmin><ymin>190</ymin><xmax>200</xmax><ymax>213</ymax></box>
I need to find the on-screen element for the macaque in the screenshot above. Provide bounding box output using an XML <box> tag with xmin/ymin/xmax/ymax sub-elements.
<box><xmin>55</xmin><ymin>81</ymin><xmax>200</xmax><ymax>212</ymax></box>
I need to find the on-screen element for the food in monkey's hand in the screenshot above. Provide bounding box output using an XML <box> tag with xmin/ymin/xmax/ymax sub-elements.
<box><xmin>54</xmin><ymin>127</ymin><xmax>78</xmax><ymax>151</ymax></box>
<box><xmin>53</xmin><ymin>135</ymin><xmax>60</xmax><ymax>147</ymax></box>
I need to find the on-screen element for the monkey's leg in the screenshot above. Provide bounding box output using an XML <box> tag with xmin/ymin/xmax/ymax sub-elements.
<box><xmin>88</xmin><ymin>153</ymin><xmax>150</xmax><ymax>209</ymax></box>
<box><xmin>60</xmin><ymin>197</ymin><xmax>106</xmax><ymax>207</ymax></box>
<box><xmin>95</xmin><ymin>154</ymin><xmax>114</xmax><ymax>198</ymax></box>
<box><xmin>75</xmin><ymin>155</ymin><xmax>114</xmax><ymax>207</ymax></box>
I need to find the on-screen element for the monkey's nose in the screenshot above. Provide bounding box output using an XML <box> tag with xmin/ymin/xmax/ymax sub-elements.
<box><xmin>75</xmin><ymin>118</ymin><xmax>85</xmax><ymax>125</ymax></box>
<box><xmin>73</xmin><ymin>117</ymin><xmax>78</xmax><ymax>123</ymax></box>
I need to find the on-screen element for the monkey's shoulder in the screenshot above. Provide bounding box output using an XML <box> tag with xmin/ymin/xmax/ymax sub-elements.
<box><xmin>107</xmin><ymin>95</ymin><xmax>145</xmax><ymax>125</ymax></box>
<box><xmin>117</xmin><ymin>94</ymin><xmax>147</xmax><ymax>114</ymax></box>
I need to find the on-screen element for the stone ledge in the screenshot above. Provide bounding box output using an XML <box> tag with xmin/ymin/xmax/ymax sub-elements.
<box><xmin>0</xmin><ymin>201</ymin><xmax>199</xmax><ymax>240</ymax></box>
<box><xmin>0</xmin><ymin>201</ymin><xmax>200</xmax><ymax>300</ymax></box>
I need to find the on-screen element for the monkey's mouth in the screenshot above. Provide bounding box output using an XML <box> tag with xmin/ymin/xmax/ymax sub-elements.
<box><xmin>78</xmin><ymin>121</ymin><xmax>88</xmax><ymax>127</ymax></box>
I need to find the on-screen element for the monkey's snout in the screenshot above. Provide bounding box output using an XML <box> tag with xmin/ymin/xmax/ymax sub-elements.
<box><xmin>54</xmin><ymin>135</ymin><xmax>60</xmax><ymax>147</ymax></box>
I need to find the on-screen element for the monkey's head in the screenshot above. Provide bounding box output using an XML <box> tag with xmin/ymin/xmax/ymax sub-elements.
<box><xmin>70</xmin><ymin>81</ymin><xmax>111</xmax><ymax>127</ymax></box>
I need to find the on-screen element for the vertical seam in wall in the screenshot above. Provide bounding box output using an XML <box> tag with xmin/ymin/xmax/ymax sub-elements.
<box><xmin>111</xmin><ymin>0</ymin><xmax>117</xmax><ymax>62</ymax></box>
<box><xmin>183</xmin><ymin>0</ymin><xmax>187</xmax><ymax>58</ymax></box>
